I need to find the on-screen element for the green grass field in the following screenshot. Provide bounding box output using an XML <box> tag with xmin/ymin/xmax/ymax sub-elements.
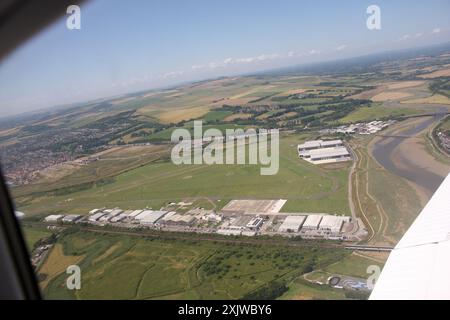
<box><xmin>22</xmin><ymin>226</ymin><xmax>53</xmax><ymax>251</ymax></box>
<box><xmin>339</xmin><ymin>105</ymin><xmax>422</xmax><ymax>124</ymax></box>
<box><xmin>40</xmin><ymin>230</ymin><xmax>347</xmax><ymax>300</ymax></box>
<box><xmin>323</xmin><ymin>253</ymin><xmax>385</xmax><ymax>279</ymax></box>
<box><xmin>279</xmin><ymin>277</ymin><xmax>346</xmax><ymax>300</ymax></box>
<box><xmin>202</xmin><ymin>110</ymin><xmax>234</xmax><ymax>122</ymax></box>
<box><xmin>17</xmin><ymin>133</ymin><xmax>351</xmax><ymax>217</ymax></box>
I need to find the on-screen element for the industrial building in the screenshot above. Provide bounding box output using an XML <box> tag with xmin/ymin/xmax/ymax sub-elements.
<box><xmin>319</xmin><ymin>216</ymin><xmax>350</xmax><ymax>233</ymax></box>
<box><xmin>246</xmin><ymin>217</ymin><xmax>264</xmax><ymax>230</ymax></box>
<box><xmin>159</xmin><ymin>211</ymin><xmax>177</xmax><ymax>222</ymax></box>
<box><xmin>134</xmin><ymin>210</ymin><xmax>154</xmax><ymax>220</ymax></box>
<box><xmin>88</xmin><ymin>211</ymin><xmax>106</xmax><ymax>222</ymax></box>
<box><xmin>110</xmin><ymin>213</ymin><xmax>129</xmax><ymax>223</ymax></box>
<box><xmin>298</xmin><ymin>139</ymin><xmax>351</xmax><ymax>164</ymax></box>
<box><xmin>228</xmin><ymin>215</ymin><xmax>254</xmax><ymax>230</ymax></box>
<box><xmin>139</xmin><ymin>210</ymin><xmax>168</xmax><ymax>225</ymax></box>
<box><xmin>62</xmin><ymin>215</ymin><xmax>81</xmax><ymax>223</ymax></box>
<box><xmin>160</xmin><ymin>212</ymin><xmax>196</xmax><ymax>226</ymax></box>
<box><xmin>221</xmin><ymin>199</ymin><xmax>286</xmax><ymax>215</ymax></box>
<box><xmin>279</xmin><ymin>215</ymin><xmax>306</xmax><ymax>232</ymax></box>
<box><xmin>201</xmin><ymin>213</ymin><xmax>223</xmax><ymax>223</ymax></box>
<box><xmin>298</xmin><ymin>139</ymin><xmax>343</xmax><ymax>152</ymax></box>
<box><xmin>128</xmin><ymin>210</ymin><xmax>143</xmax><ymax>218</ymax></box>
<box><xmin>109</xmin><ymin>209</ymin><xmax>123</xmax><ymax>217</ymax></box>
<box><xmin>98</xmin><ymin>208</ymin><xmax>124</xmax><ymax>222</ymax></box>
<box><xmin>302</xmin><ymin>215</ymin><xmax>324</xmax><ymax>230</ymax></box>
<box><xmin>44</xmin><ymin>214</ymin><xmax>64</xmax><ymax>223</ymax></box>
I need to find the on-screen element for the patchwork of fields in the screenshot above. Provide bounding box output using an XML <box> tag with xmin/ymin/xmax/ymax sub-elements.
<box><xmin>39</xmin><ymin>230</ymin><xmax>347</xmax><ymax>300</ymax></box>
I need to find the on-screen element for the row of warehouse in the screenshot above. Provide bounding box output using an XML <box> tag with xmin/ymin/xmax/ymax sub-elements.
<box><xmin>43</xmin><ymin>207</ymin><xmax>223</xmax><ymax>228</ymax></box>
<box><xmin>44</xmin><ymin>214</ymin><xmax>81</xmax><ymax>223</ymax></box>
<box><xmin>278</xmin><ymin>214</ymin><xmax>350</xmax><ymax>234</ymax></box>
<box><xmin>86</xmin><ymin>207</ymin><xmax>223</xmax><ymax>226</ymax></box>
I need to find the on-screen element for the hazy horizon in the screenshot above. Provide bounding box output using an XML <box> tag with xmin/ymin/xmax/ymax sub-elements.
<box><xmin>1</xmin><ymin>0</ymin><xmax>449</xmax><ymax>117</ymax></box>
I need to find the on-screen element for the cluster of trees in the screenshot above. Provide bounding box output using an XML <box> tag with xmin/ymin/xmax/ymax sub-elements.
<box><xmin>430</xmin><ymin>78</ymin><xmax>450</xmax><ymax>98</ymax></box>
<box><xmin>241</xmin><ymin>281</ymin><xmax>288</xmax><ymax>300</ymax></box>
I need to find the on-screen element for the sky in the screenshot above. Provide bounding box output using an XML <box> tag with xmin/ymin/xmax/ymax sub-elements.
<box><xmin>0</xmin><ymin>0</ymin><xmax>449</xmax><ymax>117</ymax></box>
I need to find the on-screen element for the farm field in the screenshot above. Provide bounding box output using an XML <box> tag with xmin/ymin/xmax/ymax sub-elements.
<box><xmin>339</xmin><ymin>104</ymin><xmax>421</xmax><ymax>123</ymax></box>
<box><xmin>40</xmin><ymin>230</ymin><xmax>347</xmax><ymax>300</ymax></box>
<box><xmin>402</xmin><ymin>93</ymin><xmax>450</xmax><ymax>105</ymax></box>
<box><xmin>418</xmin><ymin>67</ymin><xmax>450</xmax><ymax>79</ymax></box>
<box><xmin>22</xmin><ymin>226</ymin><xmax>53</xmax><ymax>251</ymax></box>
<box><xmin>323</xmin><ymin>253</ymin><xmax>385</xmax><ymax>279</ymax></box>
<box><xmin>279</xmin><ymin>277</ymin><xmax>346</xmax><ymax>300</ymax></box>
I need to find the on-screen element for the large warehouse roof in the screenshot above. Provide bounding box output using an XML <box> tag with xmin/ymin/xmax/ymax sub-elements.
<box><xmin>298</xmin><ymin>139</ymin><xmax>343</xmax><ymax>150</ymax></box>
<box><xmin>88</xmin><ymin>212</ymin><xmax>105</xmax><ymax>221</ymax></box>
<box><xmin>135</xmin><ymin>210</ymin><xmax>154</xmax><ymax>220</ymax></box>
<box><xmin>128</xmin><ymin>210</ymin><xmax>143</xmax><ymax>218</ymax></box>
<box><xmin>302</xmin><ymin>215</ymin><xmax>323</xmax><ymax>229</ymax></box>
<box><xmin>279</xmin><ymin>215</ymin><xmax>306</xmax><ymax>232</ymax></box>
<box><xmin>319</xmin><ymin>215</ymin><xmax>345</xmax><ymax>232</ymax></box>
<box><xmin>309</xmin><ymin>147</ymin><xmax>350</xmax><ymax>160</ymax></box>
<box><xmin>139</xmin><ymin>210</ymin><xmax>168</xmax><ymax>224</ymax></box>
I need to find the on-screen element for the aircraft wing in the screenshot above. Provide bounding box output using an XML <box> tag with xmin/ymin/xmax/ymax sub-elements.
<box><xmin>370</xmin><ymin>173</ymin><xmax>450</xmax><ymax>300</ymax></box>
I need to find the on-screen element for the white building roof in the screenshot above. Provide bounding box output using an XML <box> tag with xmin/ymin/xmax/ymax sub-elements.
<box><xmin>370</xmin><ymin>174</ymin><xmax>450</xmax><ymax>300</ymax></box>
<box><xmin>299</xmin><ymin>140</ymin><xmax>322</xmax><ymax>149</ymax></box>
<box><xmin>44</xmin><ymin>214</ymin><xmax>64</xmax><ymax>222</ymax></box>
<box><xmin>160</xmin><ymin>211</ymin><xmax>177</xmax><ymax>221</ymax></box>
<box><xmin>109</xmin><ymin>209</ymin><xmax>123</xmax><ymax>217</ymax></box>
<box><xmin>62</xmin><ymin>214</ymin><xmax>80</xmax><ymax>222</ymax></box>
<box><xmin>134</xmin><ymin>210</ymin><xmax>154</xmax><ymax>220</ymax></box>
<box><xmin>319</xmin><ymin>215</ymin><xmax>344</xmax><ymax>232</ymax></box>
<box><xmin>302</xmin><ymin>215</ymin><xmax>323</xmax><ymax>229</ymax></box>
<box><xmin>128</xmin><ymin>210</ymin><xmax>143</xmax><ymax>218</ymax></box>
<box><xmin>89</xmin><ymin>212</ymin><xmax>105</xmax><ymax>221</ymax></box>
<box><xmin>110</xmin><ymin>213</ymin><xmax>129</xmax><ymax>222</ymax></box>
<box><xmin>321</xmin><ymin>139</ymin><xmax>343</xmax><ymax>147</ymax></box>
<box><xmin>279</xmin><ymin>215</ymin><xmax>306</xmax><ymax>232</ymax></box>
<box><xmin>246</xmin><ymin>217</ymin><xmax>264</xmax><ymax>228</ymax></box>
<box><xmin>298</xmin><ymin>139</ymin><xmax>343</xmax><ymax>150</ymax></box>
<box><xmin>308</xmin><ymin>147</ymin><xmax>350</xmax><ymax>160</ymax></box>
<box><xmin>139</xmin><ymin>210</ymin><xmax>168</xmax><ymax>224</ymax></box>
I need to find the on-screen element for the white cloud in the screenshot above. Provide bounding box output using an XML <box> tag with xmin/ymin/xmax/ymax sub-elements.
<box><xmin>223</xmin><ymin>57</ymin><xmax>233</xmax><ymax>65</ymax></box>
<box><xmin>236</xmin><ymin>57</ymin><xmax>255</xmax><ymax>63</ymax></box>
<box><xmin>336</xmin><ymin>44</ymin><xmax>348</xmax><ymax>51</ymax></box>
<box><xmin>191</xmin><ymin>54</ymin><xmax>279</xmax><ymax>71</ymax></box>
<box><xmin>191</xmin><ymin>64</ymin><xmax>205</xmax><ymax>70</ymax></box>
<box><xmin>400</xmin><ymin>34</ymin><xmax>412</xmax><ymax>41</ymax></box>
<box><xmin>308</xmin><ymin>49</ymin><xmax>320</xmax><ymax>55</ymax></box>
<box><xmin>432</xmin><ymin>27</ymin><xmax>441</xmax><ymax>34</ymax></box>
<box><xmin>161</xmin><ymin>71</ymin><xmax>184</xmax><ymax>79</ymax></box>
